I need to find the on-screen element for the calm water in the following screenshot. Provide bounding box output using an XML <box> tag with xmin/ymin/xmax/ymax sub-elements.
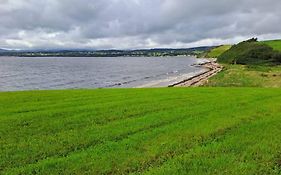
<box><xmin>0</xmin><ymin>56</ymin><xmax>207</xmax><ymax>91</ymax></box>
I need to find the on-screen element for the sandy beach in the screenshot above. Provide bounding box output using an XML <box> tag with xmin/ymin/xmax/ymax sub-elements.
<box><xmin>136</xmin><ymin>59</ymin><xmax>223</xmax><ymax>88</ymax></box>
<box><xmin>171</xmin><ymin>59</ymin><xmax>223</xmax><ymax>87</ymax></box>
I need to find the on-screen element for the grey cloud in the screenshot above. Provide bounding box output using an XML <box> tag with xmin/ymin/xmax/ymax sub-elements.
<box><xmin>0</xmin><ymin>0</ymin><xmax>281</xmax><ymax>49</ymax></box>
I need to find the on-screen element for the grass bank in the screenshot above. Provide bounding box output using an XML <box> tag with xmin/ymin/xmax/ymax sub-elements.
<box><xmin>263</xmin><ymin>40</ymin><xmax>281</xmax><ymax>52</ymax></box>
<box><xmin>204</xmin><ymin>64</ymin><xmax>281</xmax><ymax>87</ymax></box>
<box><xmin>1</xmin><ymin>88</ymin><xmax>281</xmax><ymax>174</ymax></box>
<box><xmin>206</xmin><ymin>45</ymin><xmax>232</xmax><ymax>58</ymax></box>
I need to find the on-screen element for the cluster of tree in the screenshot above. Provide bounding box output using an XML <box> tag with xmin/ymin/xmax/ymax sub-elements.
<box><xmin>0</xmin><ymin>47</ymin><xmax>213</xmax><ymax>57</ymax></box>
<box><xmin>218</xmin><ymin>38</ymin><xmax>281</xmax><ymax>65</ymax></box>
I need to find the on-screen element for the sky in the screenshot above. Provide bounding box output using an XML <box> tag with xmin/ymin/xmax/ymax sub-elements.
<box><xmin>0</xmin><ymin>0</ymin><xmax>281</xmax><ymax>50</ymax></box>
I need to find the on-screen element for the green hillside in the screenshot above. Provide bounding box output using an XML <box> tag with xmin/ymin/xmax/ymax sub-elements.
<box><xmin>1</xmin><ymin>88</ymin><xmax>281</xmax><ymax>174</ymax></box>
<box><xmin>205</xmin><ymin>64</ymin><xmax>281</xmax><ymax>87</ymax></box>
<box><xmin>218</xmin><ymin>38</ymin><xmax>281</xmax><ymax>65</ymax></box>
<box><xmin>203</xmin><ymin>39</ymin><xmax>281</xmax><ymax>87</ymax></box>
<box><xmin>206</xmin><ymin>45</ymin><xmax>232</xmax><ymax>58</ymax></box>
<box><xmin>262</xmin><ymin>40</ymin><xmax>281</xmax><ymax>52</ymax></box>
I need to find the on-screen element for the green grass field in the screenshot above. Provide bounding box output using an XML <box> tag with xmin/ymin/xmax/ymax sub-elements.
<box><xmin>263</xmin><ymin>40</ymin><xmax>281</xmax><ymax>52</ymax></box>
<box><xmin>206</xmin><ymin>45</ymin><xmax>232</xmax><ymax>58</ymax></box>
<box><xmin>1</xmin><ymin>88</ymin><xmax>281</xmax><ymax>174</ymax></box>
<box><xmin>205</xmin><ymin>65</ymin><xmax>281</xmax><ymax>87</ymax></box>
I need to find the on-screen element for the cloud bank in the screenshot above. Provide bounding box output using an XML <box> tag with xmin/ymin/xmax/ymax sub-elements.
<box><xmin>0</xmin><ymin>0</ymin><xmax>281</xmax><ymax>49</ymax></box>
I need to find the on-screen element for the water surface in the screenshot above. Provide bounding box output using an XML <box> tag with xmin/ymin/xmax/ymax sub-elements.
<box><xmin>0</xmin><ymin>56</ymin><xmax>207</xmax><ymax>91</ymax></box>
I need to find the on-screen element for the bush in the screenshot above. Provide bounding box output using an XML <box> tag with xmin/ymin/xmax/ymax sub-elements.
<box><xmin>273</xmin><ymin>52</ymin><xmax>281</xmax><ymax>62</ymax></box>
<box><xmin>218</xmin><ymin>38</ymin><xmax>281</xmax><ymax>65</ymax></box>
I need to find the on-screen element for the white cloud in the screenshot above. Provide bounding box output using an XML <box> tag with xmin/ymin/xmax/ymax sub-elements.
<box><xmin>0</xmin><ymin>0</ymin><xmax>281</xmax><ymax>49</ymax></box>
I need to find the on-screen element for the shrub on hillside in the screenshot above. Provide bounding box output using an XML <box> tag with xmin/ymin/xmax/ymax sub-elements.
<box><xmin>218</xmin><ymin>38</ymin><xmax>281</xmax><ymax>65</ymax></box>
<box><xmin>273</xmin><ymin>52</ymin><xmax>281</xmax><ymax>62</ymax></box>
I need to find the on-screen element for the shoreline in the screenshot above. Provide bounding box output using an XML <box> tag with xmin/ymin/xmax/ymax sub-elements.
<box><xmin>170</xmin><ymin>59</ymin><xmax>223</xmax><ymax>87</ymax></box>
<box><xmin>136</xmin><ymin>58</ymin><xmax>223</xmax><ymax>88</ymax></box>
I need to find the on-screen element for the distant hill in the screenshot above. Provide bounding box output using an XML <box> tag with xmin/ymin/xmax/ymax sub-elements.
<box><xmin>218</xmin><ymin>38</ymin><xmax>281</xmax><ymax>65</ymax></box>
<box><xmin>0</xmin><ymin>48</ymin><xmax>8</xmax><ymax>52</ymax></box>
<box><xmin>0</xmin><ymin>46</ymin><xmax>214</xmax><ymax>57</ymax></box>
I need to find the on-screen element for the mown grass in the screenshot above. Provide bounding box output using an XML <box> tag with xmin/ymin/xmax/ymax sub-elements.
<box><xmin>263</xmin><ymin>40</ymin><xmax>281</xmax><ymax>52</ymax></box>
<box><xmin>206</xmin><ymin>45</ymin><xmax>232</xmax><ymax>58</ymax></box>
<box><xmin>1</xmin><ymin>88</ymin><xmax>281</xmax><ymax>174</ymax></box>
<box><xmin>205</xmin><ymin>64</ymin><xmax>281</xmax><ymax>87</ymax></box>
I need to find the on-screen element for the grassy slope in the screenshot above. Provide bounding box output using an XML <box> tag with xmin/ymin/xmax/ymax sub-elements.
<box><xmin>263</xmin><ymin>40</ymin><xmax>281</xmax><ymax>52</ymax></box>
<box><xmin>208</xmin><ymin>40</ymin><xmax>281</xmax><ymax>87</ymax></box>
<box><xmin>218</xmin><ymin>40</ymin><xmax>281</xmax><ymax>65</ymax></box>
<box><xmin>206</xmin><ymin>45</ymin><xmax>232</xmax><ymax>58</ymax></box>
<box><xmin>1</xmin><ymin>88</ymin><xmax>281</xmax><ymax>174</ymax></box>
<box><xmin>205</xmin><ymin>64</ymin><xmax>281</xmax><ymax>87</ymax></box>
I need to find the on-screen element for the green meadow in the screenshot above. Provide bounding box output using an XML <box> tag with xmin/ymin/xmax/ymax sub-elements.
<box><xmin>263</xmin><ymin>40</ymin><xmax>281</xmax><ymax>52</ymax></box>
<box><xmin>205</xmin><ymin>64</ymin><xmax>281</xmax><ymax>87</ymax></box>
<box><xmin>206</xmin><ymin>45</ymin><xmax>232</xmax><ymax>58</ymax></box>
<box><xmin>1</xmin><ymin>88</ymin><xmax>281</xmax><ymax>174</ymax></box>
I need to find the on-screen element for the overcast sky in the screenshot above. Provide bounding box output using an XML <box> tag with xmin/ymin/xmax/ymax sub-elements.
<box><xmin>0</xmin><ymin>0</ymin><xmax>281</xmax><ymax>50</ymax></box>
